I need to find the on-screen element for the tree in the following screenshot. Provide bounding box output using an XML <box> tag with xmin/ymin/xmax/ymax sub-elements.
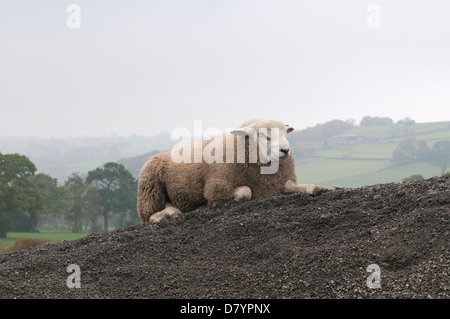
<box><xmin>65</xmin><ymin>173</ymin><xmax>87</xmax><ymax>233</ymax></box>
<box><xmin>397</xmin><ymin>117</ymin><xmax>415</xmax><ymax>125</ymax></box>
<box><xmin>24</xmin><ymin>173</ymin><xmax>67</xmax><ymax>232</ymax></box>
<box><xmin>417</xmin><ymin>140</ymin><xmax>431</xmax><ymax>161</ymax></box>
<box><xmin>288</xmin><ymin>119</ymin><xmax>356</xmax><ymax>143</ymax></box>
<box><xmin>431</xmin><ymin>140</ymin><xmax>450</xmax><ymax>175</ymax></box>
<box><xmin>397</xmin><ymin>137</ymin><xmax>419</xmax><ymax>159</ymax></box>
<box><xmin>65</xmin><ymin>173</ymin><xmax>105</xmax><ymax>233</ymax></box>
<box><xmin>0</xmin><ymin>153</ymin><xmax>44</xmax><ymax>238</ymax></box>
<box><xmin>360</xmin><ymin>116</ymin><xmax>393</xmax><ymax>127</ymax></box>
<box><xmin>86</xmin><ymin>162</ymin><xmax>137</xmax><ymax>232</ymax></box>
<box><xmin>391</xmin><ymin>148</ymin><xmax>411</xmax><ymax>165</ymax></box>
<box><xmin>115</xmin><ymin>178</ymin><xmax>138</xmax><ymax>228</ymax></box>
<box><xmin>0</xmin><ymin>182</ymin><xmax>18</xmax><ymax>239</ymax></box>
<box><xmin>390</xmin><ymin>137</ymin><xmax>421</xmax><ymax>165</ymax></box>
<box><xmin>84</xmin><ymin>185</ymin><xmax>102</xmax><ymax>232</ymax></box>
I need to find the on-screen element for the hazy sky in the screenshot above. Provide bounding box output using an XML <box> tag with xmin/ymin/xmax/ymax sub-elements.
<box><xmin>1</xmin><ymin>0</ymin><xmax>450</xmax><ymax>138</ymax></box>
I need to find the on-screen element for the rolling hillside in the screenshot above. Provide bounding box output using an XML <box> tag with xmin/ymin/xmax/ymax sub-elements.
<box><xmin>294</xmin><ymin>121</ymin><xmax>450</xmax><ymax>188</ymax></box>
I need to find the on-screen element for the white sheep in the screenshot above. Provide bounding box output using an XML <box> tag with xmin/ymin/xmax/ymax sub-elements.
<box><xmin>137</xmin><ymin>119</ymin><xmax>326</xmax><ymax>223</ymax></box>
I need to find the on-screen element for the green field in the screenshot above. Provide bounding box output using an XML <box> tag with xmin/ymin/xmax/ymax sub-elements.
<box><xmin>345</xmin><ymin>121</ymin><xmax>450</xmax><ymax>139</ymax></box>
<box><xmin>295</xmin><ymin>121</ymin><xmax>450</xmax><ymax>188</ymax></box>
<box><xmin>315</xmin><ymin>143</ymin><xmax>397</xmax><ymax>159</ymax></box>
<box><xmin>295</xmin><ymin>158</ymin><xmax>442</xmax><ymax>188</ymax></box>
<box><xmin>0</xmin><ymin>232</ymin><xmax>89</xmax><ymax>252</ymax></box>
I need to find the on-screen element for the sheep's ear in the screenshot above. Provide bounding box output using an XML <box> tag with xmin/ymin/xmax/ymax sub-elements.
<box><xmin>286</xmin><ymin>125</ymin><xmax>294</xmax><ymax>133</ymax></box>
<box><xmin>230</xmin><ymin>127</ymin><xmax>256</xmax><ymax>137</ymax></box>
<box><xmin>230</xmin><ymin>128</ymin><xmax>247</xmax><ymax>136</ymax></box>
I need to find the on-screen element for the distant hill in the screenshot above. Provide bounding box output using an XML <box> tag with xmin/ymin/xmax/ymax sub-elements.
<box><xmin>0</xmin><ymin>133</ymin><xmax>176</xmax><ymax>183</ymax></box>
<box><xmin>1</xmin><ymin>119</ymin><xmax>450</xmax><ymax>187</ymax></box>
<box><xmin>294</xmin><ymin>120</ymin><xmax>450</xmax><ymax>188</ymax></box>
<box><xmin>118</xmin><ymin>150</ymin><xmax>162</xmax><ymax>179</ymax></box>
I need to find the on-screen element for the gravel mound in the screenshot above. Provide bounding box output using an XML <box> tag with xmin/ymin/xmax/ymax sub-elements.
<box><xmin>1</xmin><ymin>176</ymin><xmax>449</xmax><ymax>299</ymax></box>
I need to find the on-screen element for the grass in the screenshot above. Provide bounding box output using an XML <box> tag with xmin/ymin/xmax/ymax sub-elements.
<box><xmin>295</xmin><ymin>158</ymin><xmax>391</xmax><ymax>186</ymax></box>
<box><xmin>414</xmin><ymin>130</ymin><xmax>450</xmax><ymax>144</ymax></box>
<box><xmin>295</xmin><ymin>158</ymin><xmax>441</xmax><ymax>189</ymax></box>
<box><xmin>322</xmin><ymin>162</ymin><xmax>440</xmax><ymax>188</ymax></box>
<box><xmin>0</xmin><ymin>232</ymin><xmax>89</xmax><ymax>253</ymax></box>
<box><xmin>316</xmin><ymin>143</ymin><xmax>397</xmax><ymax>159</ymax></box>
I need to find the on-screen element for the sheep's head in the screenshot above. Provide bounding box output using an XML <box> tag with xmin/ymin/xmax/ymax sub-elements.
<box><xmin>230</xmin><ymin>119</ymin><xmax>294</xmax><ymax>164</ymax></box>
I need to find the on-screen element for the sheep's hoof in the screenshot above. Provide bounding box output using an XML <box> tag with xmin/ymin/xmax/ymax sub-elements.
<box><xmin>308</xmin><ymin>185</ymin><xmax>328</xmax><ymax>196</ymax></box>
<box><xmin>149</xmin><ymin>211</ymin><xmax>165</xmax><ymax>223</ymax></box>
<box><xmin>149</xmin><ymin>207</ymin><xmax>181</xmax><ymax>223</ymax></box>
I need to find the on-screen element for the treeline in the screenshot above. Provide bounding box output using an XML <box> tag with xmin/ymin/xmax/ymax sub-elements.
<box><xmin>0</xmin><ymin>133</ymin><xmax>175</xmax><ymax>183</ymax></box>
<box><xmin>289</xmin><ymin>119</ymin><xmax>357</xmax><ymax>143</ymax></box>
<box><xmin>359</xmin><ymin>116</ymin><xmax>415</xmax><ymax>127</ymax></box>
<box><xmin>391</xmin><ymin>138</ymin><xmax>450</xmax><ymax>174</ymax></box>
<box><xmin>0</xmin><ymin>152</ymin><xmax>139</xmax><ymax>238</ymax></box>
<box><xmin>289</xmin><ymin>116</ymin><xmax>416</xmax><ymax>143</ymax></box>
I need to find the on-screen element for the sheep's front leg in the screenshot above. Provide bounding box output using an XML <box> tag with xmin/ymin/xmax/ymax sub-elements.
<box><xmin>149</xmin><ymin>202</ymin><xmax>181</xmax><ymax>223</ymax></box>
<box><xmin>284</xmin><ymin>180</ymin><xmax>327</xmax><ymax>196</ymax></box>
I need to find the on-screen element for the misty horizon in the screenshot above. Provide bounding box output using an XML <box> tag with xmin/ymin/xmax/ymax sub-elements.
<box><xmin>0</xmin><ymin>116</ymin><xmax>443</xmax><ymax>139</ymax></box>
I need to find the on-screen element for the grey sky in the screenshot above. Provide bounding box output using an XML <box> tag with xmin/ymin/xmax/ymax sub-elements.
<box><xmin>1</xmin><ymin>0</ymin><xmax>450</xmax><ymax>138</ymax></box>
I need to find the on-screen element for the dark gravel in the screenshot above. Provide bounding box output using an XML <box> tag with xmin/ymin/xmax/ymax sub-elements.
<box><xmin>0</xmin><ymin>176</ymin><xmax>449</xmax><ymax>299</ymax></box>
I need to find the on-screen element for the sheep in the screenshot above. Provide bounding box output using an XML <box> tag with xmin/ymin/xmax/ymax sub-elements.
<box><xmin>137</xmin><ymin>119</ymin><xmax>326</xmax><ymax>223</ymax></box>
